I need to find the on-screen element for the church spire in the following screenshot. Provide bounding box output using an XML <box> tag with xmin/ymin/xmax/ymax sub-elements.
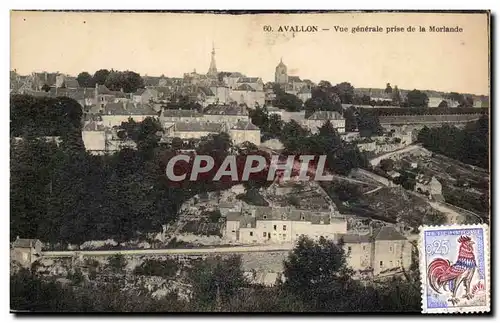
<box><xmin>207</xmin><ymin>42</ymin><xmax>218</xmax><ymax>78</ymax></box>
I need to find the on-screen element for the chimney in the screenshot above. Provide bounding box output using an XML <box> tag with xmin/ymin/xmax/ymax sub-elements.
<box><xmin>123</xmin><ymin>101</ymin><xmax>127</xmax><ymax>110</ymax></box>
<box><xmin>369</xmin><ymin>225</ymin><xmax>373</xmax><ymax>237</ymax></box>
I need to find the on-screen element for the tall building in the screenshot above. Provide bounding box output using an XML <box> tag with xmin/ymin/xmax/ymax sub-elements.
<box><xmin>275</xmin><ymin>58</ymin><xmax>288</xmax><ymax>84</ymax></box>
<box><xmin>207</xmin><ymin>43</ymin><xmax>218</xmax><ymax>78</ymax></box>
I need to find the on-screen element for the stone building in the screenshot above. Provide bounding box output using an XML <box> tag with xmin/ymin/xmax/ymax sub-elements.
<box><xmin>236</xmin><ymin>77</ymin><xmax>264</xmax><ymax>92</ymax></box>
<box><xmin>225</xmin><ymin>206</ymin><xmax>347</xmax><ymax>244</ymax></box>
<box><xmin>101</xmin><ymin>102</ymin><xmax>158</xmax><ymax>128</ymax></box>
<box><xmin>167</xmin><ymin>122</ymin><xmax>225</xmax><ymax>140</ymax></box>
<box><xmin>203</xmin><ymin>104</ymin><xmax>250</xmax><ymax>127</ymax></box>
<box><xmin>132</xmin><ymin>88</ymin><xmax>159</xmax><ymax>104</ymax></box>
<box><xmin>10</xmin><ymin>237</ymin><xmax>42</xmax><ymax>268</ymax></box>
<box><xmin>339</xmin><ymin>226</ymin><xmax>413</xmax><ymax>277</ymax></box>
<box><xmin>228</xmin><ymin>120</ymin><xmax>261</xmax><ymax>146</ymax></box>
<box><xmin>160</xmin><ymin>109</ymin><xmax>204</xmax><ymax>126</ymax></box>
<box><xmin>275</xmin><ymin>58</ymin><xmax>288</xmax><ymax>84</ymax></box>
<box><xmin>223</xmin><ymin>72</ymin><xmax>246</xmax><ymax>89</ymax></box>
<box><xmin>228</xmin><ymin>84</ymin><xmax>265</xmax><ymax>108</ymax></box>
<box><xmin>302</xmin><ymin>110</ymin><xmax>346</xmax><ymax>133</ymax></box>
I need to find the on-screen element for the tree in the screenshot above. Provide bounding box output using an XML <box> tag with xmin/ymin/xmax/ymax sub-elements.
<box><xmin>188</xmin><ymin>256</ymin><xmax>247</xmax><ymax>310</ymax></box>
<box><xmin>41</xmin><ymin>84</ymin><xmax>51</xmax><ymax>92</ymax></box>
<box><xmin>332</xmin><ymin>82</ymin><xmax>355</xmax><ymax>104</ymax></box>
<box><xmin>385</xmin><ymin>83</ymin><xmax>393</xmax><ymax>94</ymax></box>
<box><xmin>93</xmin><ymin>69</ymin><xmax>110</xmax><ymax>85</ymax></box>
<box><xmin>357</xmin><ymin>109</ymin><xmax>384</xmax><ymax>137</ymax></box>
<box><xmin>380</xmin><ymin>159</ymin><xmax>395</xmax><ymax>172</ymax></box>
<box><xmin>171</xmin><ymin>137</ymin><xmax>184</xmax><ymax>151</ymax></box>
<box><xmin>304</xmin><ymin>81</ymin><xmax>343</xmax><ymax>114</ymax></box>
<box><xmin>76</xmin><ymin>72</ymin><xmax>94</xmax><ymax>88</ymax></box>
<box><xmin>283</xmin><ymin>236</ymin><xmax>352</xmax><ymax>310</ymax></box>
<box><xmin>105</xmin><ymin>70</ymin><xmax>144</xmax><ymax>93</ymax></box>
<box><xmin>406</xmin><ymin>89</ymin><xmax>429</xmax><ymax>108</ymax></box>
<box><xmin>343</xmin><ymin>106</ymin><xmax>358</xmax><ymax>131</ymax></box>
<box><xmin>273</xmin><ymin>85</ymin><xmax>302</xmax><ymax>112</ymax></box>
<box><xmin>392</xmin><ymin>86</ymin><xmax>401</xmax><ymax>106</ymax></box>
<box><xmin>107</xmin><ymin>254</ymin><xmax>127</xmax><ymax>273</ymax></box>
<box><xmin>281</xmin><ymin>120</ymin><xmax>311</xmax><ymax>154</ymax></box>
<box><xmin>438</xmin><ymin>100</ymin><xmax>448</xmax><ymax>108</ymax></box>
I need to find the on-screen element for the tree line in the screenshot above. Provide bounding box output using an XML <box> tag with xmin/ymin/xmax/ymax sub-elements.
<box><xmin>76</xmin><ymin>69</ymin><xmax>145</xmax><ymax>93</ymax></box>
<box><xmin>417</xmin><ymin>115</ymin><xmax>489</xmax><ymax>169</ymax></box>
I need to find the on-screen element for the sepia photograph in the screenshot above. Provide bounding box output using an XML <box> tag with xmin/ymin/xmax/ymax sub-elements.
<box><xmin>9</xmin><ymin>10</ymin><xmax>490</xmax><ymax>314</ymax></box>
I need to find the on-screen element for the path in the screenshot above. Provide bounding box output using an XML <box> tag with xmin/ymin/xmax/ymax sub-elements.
<box><xmin>42</xmin><ymin>243</ymin><xmax>296</xmax><ymax>258</ymax></box>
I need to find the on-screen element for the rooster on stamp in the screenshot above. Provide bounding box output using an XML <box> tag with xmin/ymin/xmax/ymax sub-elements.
<box><xmin>420</xmin><ymin>224</ymin><xmax>490</xmax><ymax>314</ymax></box>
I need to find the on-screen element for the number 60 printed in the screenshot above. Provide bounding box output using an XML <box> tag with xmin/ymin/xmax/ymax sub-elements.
<box><xmin>426</xmin><ymin>239</ymin><xmax>450</xmax><ymax>256</ymax></box>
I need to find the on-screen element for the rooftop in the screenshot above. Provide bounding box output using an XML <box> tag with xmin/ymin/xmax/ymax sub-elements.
<box><xmin>308</xmin><ymin>110</ymin><xmax>344</xmax><ymax>120</ymax></box>
<box><xmin>174</xmin><ymin>122</ymin><xmax>224</xmax><ymax>133</ymax></box>
<box><xmin>204</xmin><ymin>104</ymin><xmax>248</xmax><ymax>116</ymax></box>
<box><xmin>162</xmin><ymin>109</ymin><xmax>203</xmax><ymax>118</ymax></box>
<box><xmin>104</xmin><ymin>102</ymin><xmax>157</xmax><ymax>116</ymax></box>
<box><xmin>230</xmin><ymin>120</ymin><xmax>260</xmax><ymax>131</ymax></box>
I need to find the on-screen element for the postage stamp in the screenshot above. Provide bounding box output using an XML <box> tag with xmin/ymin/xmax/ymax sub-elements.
<box><xmin>420</xmin><ymin>224</ymin><xmax>490</xmax><ymax>314</ymax></box>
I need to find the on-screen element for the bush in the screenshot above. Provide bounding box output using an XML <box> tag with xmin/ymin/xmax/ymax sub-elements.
<box><xmin>107</xmin><ymin>254</ymin><xmax>127</xmax><ymax>273</ymax></box>
<box><xmin>134</xmin><ymin>259</ymin><xmax>179</xmax><ymax>278</ymax></box>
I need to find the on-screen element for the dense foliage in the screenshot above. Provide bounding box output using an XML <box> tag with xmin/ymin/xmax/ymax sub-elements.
<box><xmin>11</xmin><ymin>237</ymin><xmax>421</xmax><ymax>312</ymax></box>
<box><xmin>272</xmin><ymin>84</ymin><xmax>303</xmax><ymax>112</ymax></box>
<box><xmin>417</xmin><ymin>115</ymin><xmax>489</xmax><ymax>169</ymax></box>
<box><xmin>11</xmin><ymin>95</ymin><xmax>83</xmax><ymax>137</ymax></box>
<box><xmin>10</xmin><ymin>95</ymin><xmax>237</xmax><ymax>245</ymax></box>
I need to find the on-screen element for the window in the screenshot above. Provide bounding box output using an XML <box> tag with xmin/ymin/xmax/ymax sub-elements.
<box><xmin>389</xmin><ymin>261</ymin><xmax>393</xmax><ymax>267</ymax></box>
<box><xmin>283</xmin><ymin>234</ymin><xmax>287</xmax><ymax>240</ymax></box>
<box><xmin>263</xmin><ymin>215</ymin><xmax>267</xmax><ymax>219</ymax></box>
<box><xmin>301</xmin><ymin>215</ymin><xmax>305</xmax><ymax>221</ymax></box>
<box><xmin>348</xmin><ymin>246</ymin><xmax>352</xmax><ymax>253</ymax></box>
<box><xmin>250</xmin><ymin>231</ymin><xmax>253</xmax><ymax>237</ymax></box>
<box><xmin>379</xmin><ymin>261</ymin><xmax>384</xmax><ymax>268</ymax></box>
<box><xmin>389</xmin><ymin>246</ymin><xmax>393</xmax><ymax>252</ymax></box>
<box><xmin>283</xmin><ymin>225</ymin><xmax>287</xmax><ymax>231</ymax></box>
<box><xmin>396</xmin><ymin>260</ymin><xmax>401</xmax><ymax>267</ymax></box>
<box><xmin>263</xmin><ymin>232</ymin><xmax>267</xmax><ymax>238</ymax></box>
<box><xmin>362</xmin><ymin>245</ymin><xmax>366</xmax><ymax>251</ymax></box>
<box><xmin>231</xmin><ymin>230</ymin><xmax>235</xmax><ymax>233</ymax></box>
<box><xmin>274</xmin><ymin>225</ymin><xmax>277</xmax><ymax>230</ymax></box>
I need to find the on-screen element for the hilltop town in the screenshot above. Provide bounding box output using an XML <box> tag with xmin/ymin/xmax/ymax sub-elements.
<box><xmin>10</xmin><ymin>44</ymin><xmax>490</xmax><ymax>312</ymax></box>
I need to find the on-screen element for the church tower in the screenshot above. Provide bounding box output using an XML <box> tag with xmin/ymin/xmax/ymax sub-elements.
<box><xmin>275</xmin><ymin>58</ymin><xmax>288</xmax><ymax>84</ymax></box>
<box><xmin>207</xmin><ymin>42</ymin><xmax>218</xmax><ymax>78</ymax></box>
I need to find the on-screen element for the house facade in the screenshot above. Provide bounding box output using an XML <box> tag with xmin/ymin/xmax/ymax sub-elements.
<box><xmin>225</xmin><ymin>206</ymin><xmax>347</xmax><ymax>244</ymax></box>
<box><xmin>228</xmin><ymin>120</ymin><xmax>261</xmax><ymax>146</ymax></box>
<box><xmin>303</xmin><ymin>111</ymin><xmax>346</xmax><ymax>133</ymax></box>
<box><xmin>340</xmin><ymin>226</ymin><xmax>413</xmax><ymax>276</ymax></box>
<box><xmin>10</xmin><ymin>237</ymin><xmax>43</xmax><ymax>268</ymax></box>
<box><xmin>101</xmin><ymin>102</ymin><xmax>158</xmax><ymax>128</ymax></box>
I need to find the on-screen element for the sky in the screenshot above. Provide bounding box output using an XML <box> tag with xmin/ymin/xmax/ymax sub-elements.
<box><xmin>11</xmin><ymin>11</ymin><xmax>489</xmax><ymax>95</ymax></box>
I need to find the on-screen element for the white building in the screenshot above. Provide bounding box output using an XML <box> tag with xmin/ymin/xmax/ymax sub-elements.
<box><xmin>228</xmin><ymin>120</ymin><xmax>261</xmax><ymax>146</ymax></box>
<box><xmin>339</xmin><ymin>226</ymin><xmax>413</xmax><ymax>276</ymax></box>
<box><xmin>302</xmin><ymin>111</ymin><xmax>346</xmax><ymax>134</ymax></box>
<box><xmin>101</xmin><ymin>101</ymin><xmax>158</xmax><ymax>128</ymax></box>
<box><xmin>225</xmin><ymin>206</ymin><xmax>347</xmax><ymax>244</ymax></box>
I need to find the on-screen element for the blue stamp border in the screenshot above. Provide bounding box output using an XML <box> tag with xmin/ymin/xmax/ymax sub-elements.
<box><xmin>423</xmin><ymin>227</ymin><xmax>486</xmax><ymax>309</ymax></box>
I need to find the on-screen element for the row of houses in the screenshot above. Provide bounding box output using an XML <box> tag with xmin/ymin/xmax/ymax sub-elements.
<box><xmin>82</xmin><ymin>102</ymin><xmax>262</xmax><ymax>154</ymax></box>
<box><xmin>222</xmin><ymin>204</ymin><xmax>412</xmax><ymax>277</ymax></box>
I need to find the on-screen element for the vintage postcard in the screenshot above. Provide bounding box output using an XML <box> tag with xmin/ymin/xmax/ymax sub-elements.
<box><xmin>10</xmin><ymin>11</ymin><xmax>490</xmax><ymax>313</ymax></box>
<box><xmin>420</xmin><ymin>224</ymin><xmax>490</xmax><ymax>314</ymax></box>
